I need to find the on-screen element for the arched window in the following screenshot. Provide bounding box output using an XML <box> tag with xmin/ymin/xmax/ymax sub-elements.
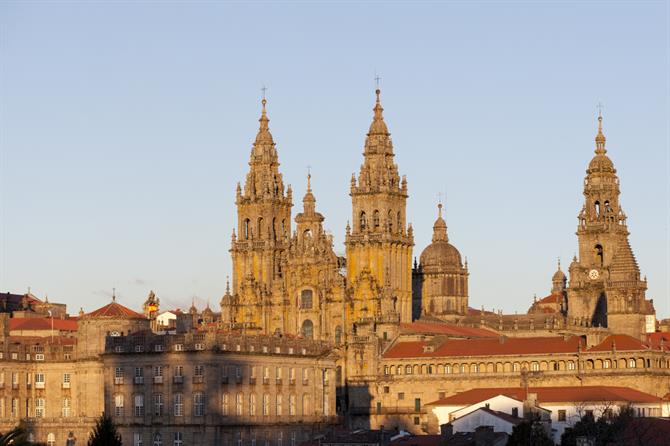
<box><xmin>153</xmin><ymin>433</ymin><xmax>163</xmax><ymax>446</ymax></box>
<box><xmin>334</xmin><ymin>326</ymin><xmax>342</xmax><ymax>345</ymax></box>
<box><xmin>244</xmin><ymin>219</ymin><xmax>251</xmax><ymax>239</ymax></box>
<box><xmin>300</xmin><ymin>290</ymin><xmax>313</xmax><ymax>309</ymax></box>
<box><xmin>387</xmin><ymin>210</ymin><xmax>393</xmax><ymax>232</ymax></box>
<box><xmin>594</xmin><ymin>244</ymin><xmax>604</xmax><ymax>267</ymax></box>
<box><xmin>595</xmin><ymin>200</ymin><xmax>601</xmax><ymax>218</ymax></box>
<box><xmin>47</xmin><ymin>433</ymin><xmax>55</xmax><ymax>446</ymax></box>
<box><xmin>301</xmin><ymin>320</ymin><xmax>314</xmax><ymax>339</ymax></box>
<box><xmin>272</xmin><ymin>218</ymin><xmax>277</xmax><ymax>241</ymax></box>
<box><xmin>359</xmin><ymin>212</ymin><xmax>367</xmax><ymax>230</ymax></box>
<box><xmin>303</xmin><ymin>229</ymin><xmax>312</xmax><ymax>238</ymax></box>
<box><xmin>258</xmin><ymin>217</ymin><xmax>264</xmax><ymax>239</ymax></box>
<box><xmin>373</xmin><ymin>210</ymin><xmax>380</xmax><ymax>228</ymax></box>
<box><xmin>628</xmin><ymin>359</ymin><xmax>636</xmax><ymax>368</ymax></box>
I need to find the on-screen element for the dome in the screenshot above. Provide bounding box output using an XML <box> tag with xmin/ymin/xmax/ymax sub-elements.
<box><xmin>552</xmin><ymin>268</ymin><xmax>566</xmax><ymax>282</ymax></box>
<box><xmin>420</xmin><ymin>241</ymin><xmax>463</xmax><ymax>269</ymax></box>
<box><xmin>419</xmin><ymin>203</ymin><xmax>463</xmax><ymax>270</ymax></box>
<box><xmin>588</xmin><ymin>154</ymin><xmax>615</xmax><ymax>172</ymax></box>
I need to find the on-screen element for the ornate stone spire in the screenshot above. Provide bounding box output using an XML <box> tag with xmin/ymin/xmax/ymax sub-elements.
<box><xmin>432</xmin><ymin>203</ymin><xmax>448</xmax><ymax>242</ymax></box>
<box><xmin>368</xmin><ymin>89</ymin><xmax>389</xmax><ymax>137</ymax></box>
<box><xmin>595</xmin><ymin>111</ymin><xmax>606</xmax><ymax>155</ymax></box>
<box><xmin>302</xmin><ymin>171</ymin><xmax>316</xmax><ymax>215</ymax></box>
<box><xmin>252</xmin><ymin>98</ymin><xmax>277</xmax><ymax>158</ymax></box>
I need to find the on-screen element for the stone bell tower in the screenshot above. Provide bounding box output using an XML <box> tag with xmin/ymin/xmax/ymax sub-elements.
<box><xmin>228</xmin><ymin>98</ymin><xmax>293</xmax><ymax>332</ymax></box>
<box><xmin>345</xmin><ymin>89</ymin><xmax>414</xmax><ymax>328</ymax></box>
<box><xmin>567</xmin><ymin>113</ymin><xmax>653</xmax><ymax>337</ymax></box>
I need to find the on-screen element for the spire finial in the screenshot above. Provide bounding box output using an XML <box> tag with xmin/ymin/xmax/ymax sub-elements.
<box><xmin>307</xmin><ymin>165</ymin><xmax>312</xmax><ymax>192</ymax></box>
<box><xmin>595</xmin><ymin>103</ymin><xmax>606</xmax><ymax>155</ymax></box>
<box><xmin>438</xmin><ymin>202</ymin><xmax>443</xmax><ymax>219</ymax></box>
<box><xmin>557</xmin><ymin>257</ymin><xmax>561</xmax><ymax>270</ymax></box>
<box><xmin>226</xmin><ymin>276</ymin><xmax>230</xmax><ymax>294</ymax></box>
<box><xmin>112</xmin><ymin>288</ymin><xmax>116</xmax><ymax>302</ymax></box>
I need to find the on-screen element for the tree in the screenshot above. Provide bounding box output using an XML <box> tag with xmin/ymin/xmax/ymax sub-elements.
<box><xmin>507</xmin><ymin>417</ymin><xmax>554</xmax><ymax>446</ymax></box>
<box><xmin>87</xmin><ymin>413</ymin><xmax>122</xmax><ymax>446</ymax></box>
<box><xmin>0</xmin><ymin>422</ymin><xmax>39</xmax><ymax>446</ymax></box>
<box><xmin>561</xmin><ymin>406</ymin><xmax>639</xmax><ymax>446</ymax></box>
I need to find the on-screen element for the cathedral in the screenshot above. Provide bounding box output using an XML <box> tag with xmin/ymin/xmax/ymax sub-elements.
<box><xmin>219</xmin><ymin>88</ymin><xmax>655</xmax><ymax>343</ymax></box>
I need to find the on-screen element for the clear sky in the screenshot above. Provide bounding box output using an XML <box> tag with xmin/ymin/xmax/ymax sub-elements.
<box><xmin>1</xmin><ymin>1</ymin><xmax>668</xmax><ymax>317</ymax></box>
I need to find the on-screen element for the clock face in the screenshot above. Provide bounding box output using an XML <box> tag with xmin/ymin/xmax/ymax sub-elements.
<box><xmin>589</xmin><ymin>269</ymin><xmax>600</xmax><ymax>280</ymax></box>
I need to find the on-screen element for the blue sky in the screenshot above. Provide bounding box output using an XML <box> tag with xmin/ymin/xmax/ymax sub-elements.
<box><xmin>1</xmin><ymin>1</ymin><xmax>668</xmax><ymax>316</ymax></box>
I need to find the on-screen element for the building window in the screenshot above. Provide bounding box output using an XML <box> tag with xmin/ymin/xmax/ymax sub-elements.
<box><xmin>114</xmin><ymin>394</ymin><xmax>124</xmax><ymax>417</ymax></box>
<box><xmin>413</xmin><ymin>416</ymin><xmax>420</xmax><ymax>425</ymax></box>
<box><xmin>302</xmin><ymin>394</ymin><xmax>310</xmax><ymax>415</ymax></box>
<box><xmin>249</xmin><ymin>393</ymin><xmax>256</xmax><ymax>416</ymax></box>
<box><xmin>276</xmin><ymin>395</ymin><xmax>283</xmax><ymax>416</ymax></box>
<box><xmin>153</xmin><ymin>433</ymin><xmax>162</xmax><ymax>446</ymax></box>
<box><xmin>134</xmin><ymin>394</ymin><xmax>144</xmax><ymax>417</ymax></box>
<box><xmin>445</xmin><ymin>365</ymin><xmax>452</xmax><ymax>374</ymax></box>
<box><xmin>414</xmin><ymin>398</ymin><xmax>421</xmax><ymax>412</ymax></box>
<box><xmin>531</xmin><ymin>362</ymin><xmax>540</xmax><ymax>371</ymax></box>
<box><xmin>63</xmin><ymin>373</ymin><xmax>71</xmax><ymax>387</ymax></box>
<box><xmin>35</xmin><ymin>398</ymin><xmax>45</xmax><ymax>418</ymax></box>
<box><xmin>603</xmin><ymin>360</ymin><xmax>610</xmax><ymax>369</ymax></box>
<box><xmin>194</xmin><ymin>392</ymin><xmax>205</xmax><ymax>416</ymax></box>
<box><xmin>568</xmin><ymin>361</ymin><xmax>576</xmax><ymax>370</ymax></box>
<box><xmin>513</xmin><ymin>363</ymin><xmax>520</xmax><ymax>372</ymax></box>
<box><xmin>62</xmin><ymin>397</ymin><xmax>71</xmax><ymax>417</ymax></box>
<box><xmin>173</xmin><ymin>432</ymin><xmax>182</xmax><ymax>446</ymax></box>
<box><xmin>300</xmin><ymin>290</ymin><xmax>313</xmax><ymax>309</ymax></box>
<box><xmin>628</xmin><ymin>359</ymin><xmax>636</xmax><ymax>368</ymax></box>
<box><xmin>222</xmin><ymin>393</ymin><xmax>229</xmax><ymax>416</ymax></box>
<box><xmin>373</xmin><ymin>210</ymin><xmax>380</xmax><ymax>228</ymax></box>
<box><xmin>236</xmin><ymin>393</ymin><xmax>243</xmax><ymax>416</ymax></box>
<box><xmin>154</xmin><ymin>393</ymin><xmax>164</xmax><ymax>416</ymax></box>
<box><xmin>289</xmin><ymin>394</ymin><xmax>296</xmax><ymax>416</ymax></box>
<box><xmin>384</xmin><ymin>386</ymin><xmax>389</xmax><ymax>393</ymax></box>
<box><xmin>47</xmin><ymin>433</ymin><xmax>55</xmax><ymax>446</ymax></box>
<box><xmin>398</xmin><ymin>392</ymin><xmax>405</xmax><ymax>400</ymax></box>
<box><xmin>359</xmin><ymin>211</ymin><xmax>367</xmax><ymax>230</ymax></box>
<box><xmin>173</xmin><ymin>393</ymin><xmax>183</xmax><ymax>416</ymax></box>
<box><xmin>114</xmin><ymin>367</ymin><xmax>124</xmax><ymax>384</ymax></box>
<box><xmin>263</xmin><ymin>394</ymin><xmax>270</xmax><ymax>416</ymax></box>
<box><xmin>335</xmin><ymin>326</ymin><xmax>342</xmax><ymax>345</ymax></box>
<box><xmin>35</xmin><ymin>372</ymin><xmax>45</xmax><ymax>389</ymax></box>
<box><xmin>558</xmin><ymin>410</ymin><xmax>566</xmax><ymax>422</ymax></box>
<box><xmin>134</xmin><ymin>433</ymin><xmax>143</xmax><ymax>446</ymax></box>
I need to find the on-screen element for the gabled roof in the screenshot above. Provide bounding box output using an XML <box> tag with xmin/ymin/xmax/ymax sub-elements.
<box><xmin>400</xmin><ymin>322</ymin><xmax>498</xmax><ymax>338</ymax></box>
<box><xmin>427</xmin><ymin>386</ymin><xmax>661</xmax><ymax>406</ymax></box>
<box><xmin>85</xmin><ymin>301</ymin><xmax>144</xmax><ymax>319</ymax></box>
<box><xmin>459</xmin><ymin>407</ymin><xmax>523</xmax><ymax>426</ymax></box>
<box><xmin>537</xmin><ymin>293</ymin><xmax>562</xmax><ymax>304</ymax></box>
<box><xmin>647</xmin><ymin>332</ymin><xmax>670</xmax><ymax>351</ymax></box>
<box><xmin>9</xmin><ymin>317</ymin><xmax>78</xmax><ymax>331</ymax></box>
<box><xmin>588</xmin><ymin>334</ymin><xmax>647</xmax><ymax>352</ymax></box>
<box><xmin>383</xmin><ymin>335</ymin><xmax>583</xmax><ymax>359</ymax></box>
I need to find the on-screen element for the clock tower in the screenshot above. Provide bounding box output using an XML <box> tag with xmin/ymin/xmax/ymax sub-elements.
<box><xmin>566</xmin><ymin>114</ymin><xmax>653</xmax><ymax>338</ymax></box>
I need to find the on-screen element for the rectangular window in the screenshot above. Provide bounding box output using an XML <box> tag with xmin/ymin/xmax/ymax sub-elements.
<box><xmin>558</xmin><ymin>410</ymin><xmax>566</xmax><ymax>422</ymax></box>
<box><xmin>35</xmin><ymin>398</ymin><xmax>45</xmax><ymax>418</ymax></box>
<box><xmin>63</xmin><ymin>373</ymin><xmax>71</xmax><ymax>388</ymax></box>
<box><xmin>236</xmin><ymin>393</ymin><xmax>243</xmax><ymax>416</ymax></box>
<box><xmin>154</xmin><ymin>393</ymin><xmax>163</xmax><ymax>416</ymax></box>
<box><xmin>173</xmin><ymin>432</ymin><xmax>182</xmax><ymax>446</ymax></box>
<box><xmin>438</xmin><ymin>391</ymin><xmax>446</xmax><ymax>400</ymax></box>
<box><xmin>276</xmin><ymin>395</ymin><xmax>282</xmax><ymax>416</ymax></box>
<box><xmin>153</xmin><ymin>366</ymin><xmax>163</xmax><ymax>384</ymax></box>
<box><xmin>376</xmin><ymin>402</ymin><xmax>382</xmax><ymax>414</ymax></box>
<box><xmin>114</xmin><ymin>394</ymin><xmax>124</xmax><ymax>417</ymax></box>
<box><xmin>62</xmin><ymin>397</ymin><xmax>71</xmax><ymax>417</ymax></box>
<box><xmin>134</xmin><ymin>394</ymin><xmax>144</xmax><ymax>417</ymax></box>
<box><xmin>194</xmin><ymin>365</ymin><xmax>204</xmax><ymax>383</ymax></box>
<box><xmin>383</xmin><ymin>386</ymin><xmax>389</xmax><ymax>394</ymax></box>
<box><xmin>35</xmin><ymin>372</ymin><xmax>45</xmax><ymax>389</ymax></box>
<box><xmin>174</xmin><ymin>393</ymin><xmax>183</xmax><ymax>416</ymax></box>
<box><xmin>194</xmin><ymin>392</ymin><xmax>205</xmax><ymax>416</ymax></box>
<box><xmin>114</xmin><ymin>367</ymin><xmax>123</xmax><ymax>384</ymax></box>
<box><xmin>413</xmin><ymin>416</ymin><xmax>420</xmax><ymax>425</ymax></box>
<box><xmin>11</xmin><ymin>398</ymin><xmax>18</xmax><ymax>418</ymax></box>
<box><xmin>414</xmin><ymin>398</ymin><xmax>421</xmax><ymax>412</ymax></box>
<box><xmin>174</xmin><ymin>365</ymin><xmax>183</xmax><ymax>376</ymax></box>
<box><xmin>134</xmin><ymin>433</ymin><xmax>143</xmax><ymax>446</ymax></box>
<box><xmin>11</xmin><ymin>372</ymin><xmax>18</xmax><ymax>387</ymax></box>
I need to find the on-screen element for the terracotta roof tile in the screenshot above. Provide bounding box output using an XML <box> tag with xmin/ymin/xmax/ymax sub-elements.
<box><xmin>400</xmin><ymin>322</ymin><xmax>498</xmax><ymax>338</ymax></box>
<box><xmin>383</xmin><ymin>335</ymin><xmax>583</xmax><ymax>359</ymax></box>
<box><xmin>588</xmin><ymin>334</ymin><xmax>647</xmax><ymax>352</ymax></box>
<box><xmin>427</xmin><ymin>386</ymin><xmax>661</xmax><ymax>406</ymax></box>
<box><xmin>9</xmin><ymin>317</ymin><xmax>77</xmax><ymax>331</ymax></box>
<box><xmin>86</xmin><ymin>301</ymin><xmax>144</xmax><ymax>319</ymax></box>
<box><xmin>537</xmin><ymin>293</ymin><xmax>561</xmax><ymax>304</ymax></box>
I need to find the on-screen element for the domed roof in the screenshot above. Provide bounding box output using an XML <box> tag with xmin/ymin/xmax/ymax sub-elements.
<box><xmin>419</xmin><ymin>204</ymin><xmax>463</xmax><ymax>269</ymax></box>
<box><xmin>552</xmin><ymin>264</ymin><xmax>566</xmax><ymax>282</ymax></box>
<box><xmin>588</xmin><ymin>115</ymin><xmax>615</xmax><ymax>173</ymax></box>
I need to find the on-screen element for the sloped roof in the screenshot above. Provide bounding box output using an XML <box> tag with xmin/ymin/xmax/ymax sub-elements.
<box><xmin>646</xmin><ymin>332</ymin><xmax>670</xmax><ymax>351</ymax></box>
<box><xmin>9</xmin><ymin>317</ymin><xmax>77</xmax><ymax>331</ymax></box>
<box><xmin>588</xmin><ymin>334</ymin><xmax>647</xmax><ymax>352</ymax></box>
<box><xmin>86</xmin><ymin>301</ymin><xmax>144</xmax><ymax>319</ymax></box>
<box><xmin>383</xmin><ymin>335</ymin><xmax>583</xmax><ymax>359</ymax></box>
<box><xmin>466</xmin><ymin>407</ymin><xmax>523</xmax><ymax>426</ymax></box>
<box><xmin>400</xmin><ymin>322</ymin><xmax>498</xmax><ymax>338</ymax></box>
<box><xmin>609</xmin><ymin>238</ymin><xmax>640</xmax><ymax>280</ymax></box>
<box><xmin>427</xmin><ymin>386</ymin><xmax>661</xmax><ymax>406</ymax></box>
<box><xmin>537</xmin><ymin>293</ymin><xmax>562</xmax><ymax>304</ymax></box>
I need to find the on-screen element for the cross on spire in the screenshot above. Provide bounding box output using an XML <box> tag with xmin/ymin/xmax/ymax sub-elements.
<box><xmin>597</xmin><ymin>101</ymin><xmax>604</xmax><ymax>118</ymax></box>
<box><xmin>261</xmin><ymin>85</ymin><xmax>268</xmax><ymax>101</ymax></box>
<box><xmin>374</xmin><ymin>74</ymin><xmax>381</xmax><ymax>89</ymax></box>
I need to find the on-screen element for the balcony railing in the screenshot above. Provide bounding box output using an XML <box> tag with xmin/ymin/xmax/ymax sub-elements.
<box><xmin>249</xmin><ymin>377</ymin><xmax>256</xmax><ymax>385</ymax></box>
<box><xmin>193</xmin><ymin>376</ymin><xmax>204</xmax><ymax>384</ymax></box>
<box><xmin>173</xmin><ymin>376</ymin><xmax>183</xmax><ymax>384</ymax></box>
<box><xmin>153</xmin><ymin>376</ymin><xmax>163</xmax><ymax>384</ymax></box>
<box><xmin>62</xmin><ymin>382</ymin><xmax>71</xmax><ymax>389</ymax></box>
<box><xmin>114</xmin><ymin>377</ymin><xmax>124</xmax><ymax>385</ymax></box>
<box><xmin>35</xmin><ymin>382</ymin><xmax>45</xmax><ymax>389</ymax></box>
<box><xmin>134</xmin><ymin>376</ymin><xmax>144</xmax><ymax>385</ymax></box>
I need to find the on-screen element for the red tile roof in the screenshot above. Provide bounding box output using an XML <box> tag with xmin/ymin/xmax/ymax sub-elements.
<box><xmin>86</xmin><ymin>301</ymin><xmax>144</xmax><ymax>319</ymax></box>
<box><xmin>537</xmin><ymin>293</ymin><xmax>561</xmax><ymax>304</ymax></box>
<box><xmin>383</xmin><ymin>335</ymin><xmax>583</xmax><ymax>359</ymax></box>
<box><xmin>427</xmin><ymin>386</ymin><xmax>661</xmax><ymax>406</ymax></box>
<box><xmin>646</xmin><ymin>332</ymin><xmax>670</xmax><ymax>351</ymax></box>
<box><xmin>9</xmin><ymin>317</ymin><xmax>78</xmax><ymax>332</ymax></box>
<box><xmin>8</xmin><ymin>335</ymin><xmax>77</xmax><ymax>345</ymax></box>
<box><xmin>588</xmin><ymin>334</ymin><xmax>647</xmax><ymax>352</ymax></box>
<box><xmin>400</xmin><ymin>322</ymin><xmax>498</xmax><ymax>338</ymax></box>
